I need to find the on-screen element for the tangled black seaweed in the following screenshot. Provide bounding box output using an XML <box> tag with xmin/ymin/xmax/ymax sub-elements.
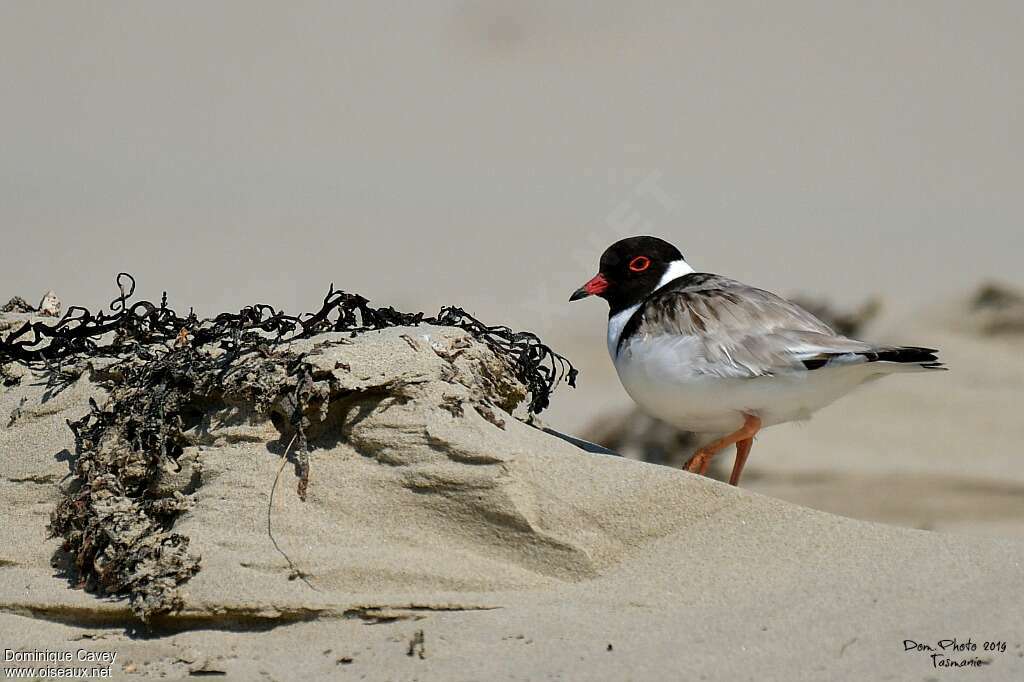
<box><xmin>1</xmin><ymin>273</ymin><xmax>576</xmax><ymax>413</ymax></box>
<box><xmin>3</xmin><ymin>274</ymin><xmax>576</xmax><ymax>622</ymax></box>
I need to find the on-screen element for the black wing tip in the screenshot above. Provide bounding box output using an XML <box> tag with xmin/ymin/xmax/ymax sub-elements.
<box><xmin>801</xmin><ymin>346</ymin><xmax>947</xmax><ymax>371</ymax></box>
<box><xmin>864</xmin><ymin>346</ymin><xmax>943</xmax><ymax>366</ymax></box>
<box><xmin>801</xmin><ymin>347</ymin><xmax>947</xmax><ymax>371</ymax></box>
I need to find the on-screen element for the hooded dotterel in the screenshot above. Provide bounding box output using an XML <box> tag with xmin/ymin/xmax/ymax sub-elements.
<box><xmin>570</xmin><ymin>235</ymin><xmax>944</xmax><ymax>486</ymax></box>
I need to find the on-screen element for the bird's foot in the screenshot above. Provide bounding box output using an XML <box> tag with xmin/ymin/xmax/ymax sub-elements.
<box><xmin>685</xmin><ymin>449</ymin><xmax>713</xmax><ymax>476</ymax></box>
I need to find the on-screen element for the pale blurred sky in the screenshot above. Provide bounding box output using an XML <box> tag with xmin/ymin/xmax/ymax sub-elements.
<box><xmin>2</xmin><ymin>1</ymin><xmax>1021</xmax><ymax>346</ymax></box>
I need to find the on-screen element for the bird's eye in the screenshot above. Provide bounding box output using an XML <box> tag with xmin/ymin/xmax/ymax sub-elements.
<box><xmin>629</xmin><ymin>256</ymin><xmax>651</xmax><ymax>272</ymax></box>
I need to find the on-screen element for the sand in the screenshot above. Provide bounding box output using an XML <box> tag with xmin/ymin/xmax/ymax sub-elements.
<box><xmin>2</xmin><ymin>308</ymin><xmax>1023</xmax><ymax>680</ymax></box>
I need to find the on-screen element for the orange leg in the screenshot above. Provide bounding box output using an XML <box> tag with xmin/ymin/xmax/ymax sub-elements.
<box><xmin>729</xmin><ymin>437</ymin><xmax>753</xmax><ymax>486</ymax></box>
<box><xmin>685</xmin><ymin>414</ymin><xmax>762</xmax><ymax>485</ymax></box>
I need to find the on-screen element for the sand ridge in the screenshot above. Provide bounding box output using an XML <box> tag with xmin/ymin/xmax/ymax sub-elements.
<box><xmin>2</xmin><ymin>315</ymin><xmax>1022</xmax><ymax>679</ymax></box>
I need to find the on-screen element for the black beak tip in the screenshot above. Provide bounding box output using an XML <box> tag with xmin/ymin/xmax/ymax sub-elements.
<box><xmin>569</xmin><ymin>288</ymin><xmax>590</xmax><ymax>302</ymax></box>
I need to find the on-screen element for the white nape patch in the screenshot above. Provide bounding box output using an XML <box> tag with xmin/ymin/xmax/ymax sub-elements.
<box><xmin>606</xmin><ymin>259</ymin><xmax>694</xmax><ymax>359</ymax></box>
<box><xmin>657</xmin><ymin>259</ymin><xmax>694</xmax><ymax>289</ymax></box>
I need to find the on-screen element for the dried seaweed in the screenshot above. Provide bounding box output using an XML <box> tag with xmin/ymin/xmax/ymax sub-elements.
<box><xmin>1</xmin><ymin>296</ymin><xmax>35</xmax><ymax>314</ymax></box>
<box><xmin>1</xmin><ymin>273</ymin><xmax>575</xmax><ymax>413</ymax></box>
<box><xmin>2</xmin><ymin>274</ymin><xmax>577</xmax><ymax>622</ymax></box>
<box><xmin>969</xmin><ymin>282</ymin><xmax>1024</xmax><ymax>335</ymax></box>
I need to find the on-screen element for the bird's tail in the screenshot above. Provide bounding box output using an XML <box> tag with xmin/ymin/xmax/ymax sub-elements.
<box><xmin>858</xmin><ymin>346</ymin><xmax>945</xmax><ymax>371</ymax></box>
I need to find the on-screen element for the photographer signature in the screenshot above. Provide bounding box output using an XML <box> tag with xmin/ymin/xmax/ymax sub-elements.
<box><xmin>903</xmin><ymin>638</ymin><xmax>1007</xmax><ymax>669</ymax></box>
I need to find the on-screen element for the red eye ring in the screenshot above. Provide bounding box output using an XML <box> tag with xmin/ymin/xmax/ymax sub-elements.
<box><xmin>629</xmin><ymin>256</ymin><xmax>651</xmax><ymax>272</ymax></box>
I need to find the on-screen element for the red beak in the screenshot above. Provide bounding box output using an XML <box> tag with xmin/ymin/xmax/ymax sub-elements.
<box><xmin>569</xmin><ymin>273</ymin><xmax>608</xmax><ymax>301</ymax></box>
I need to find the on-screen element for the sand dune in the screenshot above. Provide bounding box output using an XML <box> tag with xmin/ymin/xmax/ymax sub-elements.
<box><xmin>2</xmin><ymin>313</ymin><xmax>1022</xmax><ymax>679</ymax></box>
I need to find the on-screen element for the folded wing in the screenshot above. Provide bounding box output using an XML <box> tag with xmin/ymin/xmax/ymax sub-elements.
<box><xmin>624</xmin><ymin>273</ymin><xmax>943</xmax><ymax>378</ymax></box>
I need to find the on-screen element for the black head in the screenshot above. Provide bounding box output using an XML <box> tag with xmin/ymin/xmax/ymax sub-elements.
<box><xmin>569</xmin><ymin>236</ymin><xmax>685</xmax><ymax>314</ymax></box>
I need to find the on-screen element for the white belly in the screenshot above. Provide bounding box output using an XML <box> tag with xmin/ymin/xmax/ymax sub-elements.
<box><xmin>613</xmin><ymin>336</ymin><xmax>874</xmax><ymax>434</ymax></box>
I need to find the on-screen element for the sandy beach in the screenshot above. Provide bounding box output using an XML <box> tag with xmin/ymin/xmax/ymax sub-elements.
<box><xmin>3</xmin><ymin>304</ymin><xmax>1023</xmax><ymax>680</ymax></box>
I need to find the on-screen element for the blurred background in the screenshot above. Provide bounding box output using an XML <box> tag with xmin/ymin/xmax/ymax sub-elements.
<box><xmin>2</xmin><ymin>2</ymin><xmax>1022</xmax><ymax>533</ymax></box>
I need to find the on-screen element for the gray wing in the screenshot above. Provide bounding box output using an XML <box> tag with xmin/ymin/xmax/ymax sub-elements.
<box><xmin>626</xmin><ymin>274</ymin><xmax>876</xmax><ymax>378</ymax></box>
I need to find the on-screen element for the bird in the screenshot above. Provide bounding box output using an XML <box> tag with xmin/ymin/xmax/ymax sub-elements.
<box><xmin>569</xmin><ymin>235</ymin><xmax>944</xmax><ymax>486</ymax></box>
